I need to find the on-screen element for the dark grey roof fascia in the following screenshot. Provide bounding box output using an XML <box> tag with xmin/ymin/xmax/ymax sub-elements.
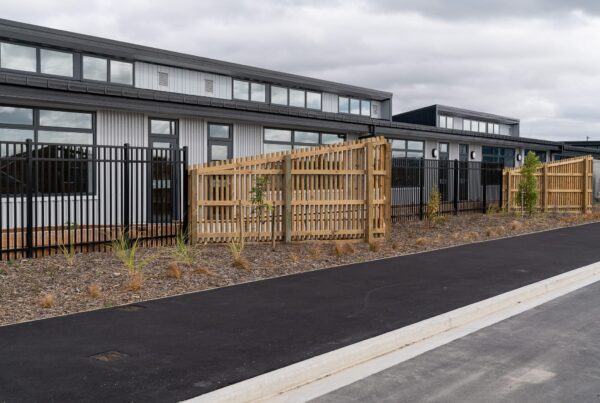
<box><xmin>562</xmin><ymin>145</ymin><xmax>600</xmax><ymax>156</ymax></box>
<box><xmin>0</xmin><ymin>84</ymin><xmax>370</xmax><ymax>134</ymax></box>
<box><xmin>378</xmin><ymin>123</ymin><xmax>559</xmax><ymax>150</ymax></box>
<box><xmin>0</xmin><ymin>18</ymin><xmax>392</xmax><ymax>100</ymax></box>
<box><xmin>0</xmin><ymin>71</ymin><xmax>387</xmax><ymax>126</ymax></box>
<box><xmin>394</xmin><ymin>104</ymin><xmax>520</xmax><ymax>125</ymax></box>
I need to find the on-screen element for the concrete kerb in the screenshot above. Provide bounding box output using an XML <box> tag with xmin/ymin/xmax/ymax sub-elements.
<box><xmin>183</xmin><ymin>261</ymin><xmax>600</xmax><ymax>403</ymax></box>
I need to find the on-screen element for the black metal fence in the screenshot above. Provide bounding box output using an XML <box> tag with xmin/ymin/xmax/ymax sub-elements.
<box><xmin>0</xmin><ymin>140</ymin><xmax>188</xmax><ymax>260</ymax></box>
<box><xmin>391</xmin><ymin>158</ymin><xmax>503</xmax><ymax>222</ymax></box>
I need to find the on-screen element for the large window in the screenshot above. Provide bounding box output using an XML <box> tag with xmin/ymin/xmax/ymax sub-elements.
<box><xmin>110</xmin><ymin>60</ymin><xmax>134</xmax><ymax>85</ymax></box>
<box><xmin>0</xmin><ymin>42</ymin><xmax>37</xmax><ymax>72</ymax></box>
<box><xmin>289</xmin><ymin>89</ymin><xmax>306</xmax><ymax>108</ymax></box>
<box><xmin>390</xmin><ymin>139</ymin><xmax>424</xmax><ymax>158</ymax></box>
<box><xmin>233</xmin><ymin>80</ymin><xmax>267</xmax><ymax>103</ymax></box>
<box><xmin>264</xmin><ymin>128</ymin><xmax>345</xmax><ymax>153</ymax></box>
<box><xmin>306</xmin><ymin>91</ymin><xmax>322</xmax><ymax>110</ymax></box>
<box><xmin>1</xmin><ymin>42</ymin><xmax>75</xmax><ymax>78</ymax></box>
<box><xmin>0</xmin><ymin>106</ymin><xmax>95</xmax><ymax>195</ymax></box>
<box><xmin>482</xmin><ymin>146</ymin><xmax>515</xmax><ymax>167</ymax></box>
<box><xmin>339</xmin><ymin>97</ymin><xmax>371</xmax><ymax>117</ymax></box>
<box><xmin>271</xmin><ymin>86</ymin><xmax>288</xmax><ymax>105</ymax></box>
<box><xmin>439</xmin><ymin>115</ymin><xmax>454</xmax><ymax>129</ymax></box>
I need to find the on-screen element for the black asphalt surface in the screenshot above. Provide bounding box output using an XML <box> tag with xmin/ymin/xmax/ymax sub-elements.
<box><xmin>2</xmin><ymin>223</ymin><xmax>600</xmax><ymax>403</ymax></box>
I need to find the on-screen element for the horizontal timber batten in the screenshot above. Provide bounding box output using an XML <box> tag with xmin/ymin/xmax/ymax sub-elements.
<box><xmin>188</xmin><ymin>137</ymin><xmax>392</xmax><ymax>243</ymax></box>
<box><xmin>503</xmin><ymin>155</ymin><xmax>593</xmax><ymax>213</ymax></box>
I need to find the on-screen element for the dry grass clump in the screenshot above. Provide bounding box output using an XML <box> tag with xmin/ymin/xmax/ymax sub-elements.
<box><xmin>229</xmin><ymin>236</ymin><xmax>249</xmax><ymax>270</ymax></box>
<box><xmin>166</xmin><ymin>261</ymin><xmax>182</xmax><ymax>279</ymax></box>
<box><xmin>127</xmin><ymin>272</ymin><xmax>143</xmax><ymax>291</ymax></box>
<box><xmin>510</xmin><ymin>220</ymin><xmax>523</xmax><ymax>231</ymax></box>
<box><xmin>86</xmin><ymin>284</ymin><xmax>102</xmax><ymax>298</ymax></box>
<box><xmin>368</xmin><ymin>241</ymin><xmax>382</xmax><ymax>252</ymax></box>
<box><xmin>194</xmin><ymin>266</ymin><xmax>216</xmax><ymax>276</ymax></box>
<box><xmin>414</xmin><ymin>237</ymin><xmax>427</xmax><ymax>246</ymax></box>
<box><xmin>38</xmin><ymin>293</ymin><xmax>55</xmax><ymax>308</ymax></box>
<box><xmin>59</xmin><ymin>242</ymin><xmax>76</xmax><ymax>267</ymax></box>
<box><xmin>309</xmin><ymin>244</ymin><xmax>323</xmax><ymax>259</ymax></box>
<box><xmin>288</xmin><ymin>252</ymin><xmax>301</xmax><ymax>264</ymax></box>
<box><xmin>334</xmin><ymin>242</ymin><xmax>356</xmax><ymax>257</ymax></box>
<box><xmin>391</xmin><ymin>240</ymin><xmax>401</xmax><ymax>250</ymax></box>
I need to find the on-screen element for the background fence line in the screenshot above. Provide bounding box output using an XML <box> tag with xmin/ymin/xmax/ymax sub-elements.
<box><xmin>390</xmin><ymin>158</ymin><xmax>504</xmax><ymax>221</ymax></box>
<box><xmin>188</xmin><ymin>137</ymin><xmax>391</xmax><ymax>243</ymax></box>
<box><xmin>0</xmin><ymin>140</ymin><xmax>188</xmax><ymax>260</ymax></box>
<box><xmin>503</xmin><ymin>155</ymin><xmax>593</xmax><ymax>213</ymax></box>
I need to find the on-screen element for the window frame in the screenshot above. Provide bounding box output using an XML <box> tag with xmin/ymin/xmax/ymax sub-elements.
<box><xmin>288</xmin><ymin>88</ymin><xmax>306</xmax><ymax>108</ymax></box>
<box><xmin>207</xmin><ymin>122</ymin><xmax>233</xmax><ymax>162</ymax></box>
<box><xmin>270</xmin><ymin>86</ymin><xmax>289</xmax><ymax>106</ymax></box>
<box><xmin>305</xmin><ymin>91</ymin><xmax>322</xmax><ymax>111</ymax></box>
<box><xmin>263</xmin><ymin>127</ymin><xmax>346</xmax><ymax>151</ymax></box>
<box><xmin>232</xmin><ymin>79</ymin><xmax>251</xmax><ymax>101</ymax></box>
<box><xmin>0</xmin><ymin>105</ymin><xmax>96</xmax><ymax>196</ymax></box>
<box><xmin>81</xmin><ymin>54</ymin><xmax>109</xmax><ymax>83</ymax></box>
<box><xmin>0</xmin><ymin>41</ymin><xmax>79</xmax><ymax>79</ymax></box>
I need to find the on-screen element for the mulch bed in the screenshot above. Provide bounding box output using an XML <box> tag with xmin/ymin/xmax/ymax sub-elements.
<box><xmin>1</xmin><ymin>211</ymin><xmax>599</xmax><ymax>327</ymax></box>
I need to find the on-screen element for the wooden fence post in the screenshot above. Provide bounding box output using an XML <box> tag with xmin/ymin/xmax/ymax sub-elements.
<box><xmin>384</xmin><ymin>142</ymin><xmax>392</xmax><ymax>240</ymax></box>
<box><xmin>543</xmin><ymin>164</ymin><xmax>549</xmax><ymax>212</ymax></box>
<box><xmin>283</xmin><ymin>154</ymin><xmax>293</xmax><ymax>243</ymax></box>
<box><xmin>189</xmin><ymin>169</ymin><xmax>198</xmax><ymax>244</ymax></box>
<box><xmin>582</xmin><ymin>157</ymin><xmax>589</xmax><ymax>213</ymax></box>
<box><xmin>506</xmin><ymin>171</ymin><xmax>511</xmax><ymax>212</ymax></box>
<box><xmin>366</xmin><ymin>142</ymin><xmax>374</xmax><ymax>243</ymax></box>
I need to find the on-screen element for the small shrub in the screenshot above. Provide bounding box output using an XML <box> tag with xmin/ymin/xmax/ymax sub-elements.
<box><xmin>59</xmin><ymin>242</ymin><xmax>76</xmax><ymax>267</ymax></box>
<box><xmin>38</xmin><ymin>293</ymin><xmax>55</xmax><ymax>308</ymax></box>
<box><xmin>87</xmin><ymin>284</ymin><xmax>102</xmax><ymax>298</ymax></box>
<box><xmin>391</xmin><ymin>240</ymin><xmax>401</xmax><ymax>250</ymax></box>
<box><xmin>228</xmin><ymin>236</ymin><xmax>249</xmax><ymax>270</ymax></box>
<box><xmin>112</xmin><ymin>231</ymin><xmax>154</xmax><ymax>291</ymax></box>
<box><xmin>426</xmin><ymin>188</ymin><xmax>442</xmax><ymax>226</ymax></box>
<box><xmin>166</xmin><ymin>261</ymin><xmax>182</xmax><ymax>279</ymax></box>
<box><xmin>516</xmin><ymin>151</ymin><xmax>542</xmax><ymax>216</ymax></box>
<box><xmin>173</xmin><ymin>230</ymin><xmax>194</xmax><ymax>266</ymax></box>
<box><xmin>369</xmin><ymin>241</ymin><xmax>382</xmax><ymax>252</ymax></box>
<box><xmin>485</xmin><ymin>228</ymin><xmax>495</xmax><ymax>237</ymax></box>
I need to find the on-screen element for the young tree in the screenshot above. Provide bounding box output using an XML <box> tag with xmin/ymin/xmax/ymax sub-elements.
<box><xmin>516</xmin><ymin>151</ymin><xmax>542</xmax><ymax>216</ymax></box>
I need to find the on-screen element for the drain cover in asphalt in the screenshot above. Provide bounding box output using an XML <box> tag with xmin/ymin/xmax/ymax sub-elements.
<box><xmin>91</xmin><ymin>350</ymin><xmax>129</xmax><ymax>362</ymax></box>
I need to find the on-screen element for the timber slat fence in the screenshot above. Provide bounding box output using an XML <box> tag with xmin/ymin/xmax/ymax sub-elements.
<box><xmin>188</xmin><ymin>137</ymin><xmax>391</xmax><ymax>243</ymax></box>
<box><xmin>503</xmin><ymin>155</ymin><xmax>593</xmax><ymax>213</ymax></box>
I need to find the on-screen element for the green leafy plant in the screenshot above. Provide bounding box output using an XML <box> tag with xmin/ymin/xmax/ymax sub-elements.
<box><xmin>516</xmin><ymin>151</ymin><xmax>542</xmax><ymax>216</ymax></box>
<box><xmin>249</xmin><ymin>175</ymin><xmax>276</xmax><ymax>249</ymax></box>
<box><xmin>59</xmin><ymin>222</ymin><xmax>77</xmax><ymax>267</ymax></box>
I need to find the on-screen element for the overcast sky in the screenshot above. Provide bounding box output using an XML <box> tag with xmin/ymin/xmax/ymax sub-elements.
<box><xmin>3</xmin><ymin>0</ymin><xmax>600</xmax><ymax>141</ymax></box>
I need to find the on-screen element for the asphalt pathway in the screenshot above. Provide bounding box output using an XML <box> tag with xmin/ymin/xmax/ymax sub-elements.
<box><xmin>313</xmin><ymin>278</ymin><xmax>600</xmax><ymax>403</ymax></box>
<box><xmin>2</xmin><ymin>223</ymin><xmax>600</xmax><ymax>402</ymax></box>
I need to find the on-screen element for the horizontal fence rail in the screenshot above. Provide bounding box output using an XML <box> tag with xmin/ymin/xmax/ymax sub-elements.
<box><xmin>0</xmin><ymin>140</ymin><xmax>187</xmax><ymax>260</ymax></box>
<box><xmin>391</xmin><ymin>157</ymin><xmax>503</xmax><ymax>221</ymax></box>
<box><xmin>188</xmin><ymin>137</ymin><xmax>391</xmax><ymax>243</ymax></box>
<box><xmin>503</xmin><ymin>155</ymin><xmax>593</xmax><ymax>213</ymax></box>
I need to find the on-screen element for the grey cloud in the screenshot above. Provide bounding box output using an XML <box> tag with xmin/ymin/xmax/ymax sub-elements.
<box><xmin>1</xmin><ymin>0</ymin><xmax>600</xmax><ymax>141</ymax></box>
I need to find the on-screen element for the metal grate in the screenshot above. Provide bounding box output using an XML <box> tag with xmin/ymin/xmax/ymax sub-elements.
<box><xmin>204</xmin><ymin>79</ymin><xmax>214</xmax><ymax>93</ymax></box>
<box><xmin>91</xmin><ymin>350</ymin><xmax>129</xmax><ymax>362</ymax></box>
<box><xmin>158</xmin><ymin>72</ymin><xmax>169</xmax><ymax>87</ymax></box>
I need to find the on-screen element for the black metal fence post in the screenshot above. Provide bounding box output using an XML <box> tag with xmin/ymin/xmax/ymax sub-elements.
<box><xmin>453</xmin><ymin>159</ymin><xmax>459</xmax><ymax>215</ymax></box>
<box><xmin>25</xmin><ymin>139</ymin><xmax>34</xmax><ymax>258</ymax></box>
<box><xmin>419</xmin><ymin>157</ymin><xmax>425</xmax><ymax>220</ymax></box>
<box><xmin>123</xmin><ymin>143</ymin><xmax>130</xmax><ymax>241</ymax></box>
<box><xmin>482</xmin><ymin>162</ymin><xmax>487</xmax><ymax>213</ymax></box>
<box><xmin>182</xmin><ymin>146</ymin><xmax>189</xmax><ymax>240</ymax></box>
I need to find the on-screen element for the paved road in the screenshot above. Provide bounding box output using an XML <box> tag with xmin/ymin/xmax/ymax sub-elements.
<box><xmin>313</xmin><ymin>280</ymin><xmax>600</xmax><ymax>403</ymax></box>
<box><xmin>1</xmin><ymin>223</ymin><xmax>600</xmax><ymax>402</ymax></box>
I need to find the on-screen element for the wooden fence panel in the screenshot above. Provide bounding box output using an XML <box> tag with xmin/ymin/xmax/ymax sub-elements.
<box><xmin>502</xmin><ymin>155</ymin><xmax>593</xmax><ymax>213</ymax></box>
<box><xmin>188</xmin><ymin>137</ymin><xmax>391</xmax><ymax>243</ymax></box>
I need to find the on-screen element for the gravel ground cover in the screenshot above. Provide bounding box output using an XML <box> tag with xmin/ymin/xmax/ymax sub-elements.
<box><xmin>1</xmin><ymin>211</ymin><xmax>599</xmax><ymax>326</ymax></box>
